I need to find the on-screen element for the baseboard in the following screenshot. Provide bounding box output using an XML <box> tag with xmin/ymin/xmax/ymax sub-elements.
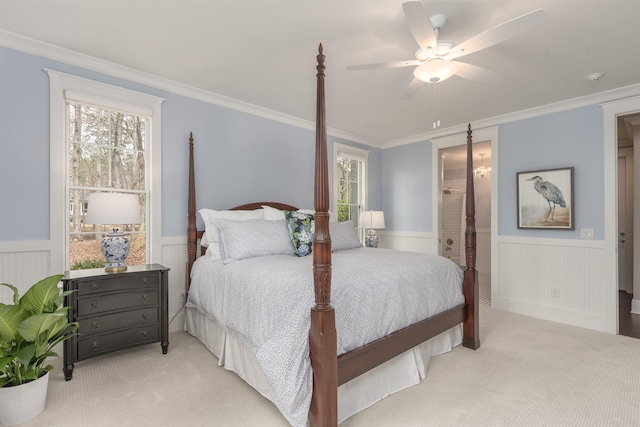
<box><xmin>492</xmin><ymin>296</ymin><xmax>608</xmax><ymax>333</ymax></box>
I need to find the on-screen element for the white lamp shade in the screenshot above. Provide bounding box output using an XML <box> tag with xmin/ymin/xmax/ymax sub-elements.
<box><xmin>413</xmin><ymin>59</ymin><xmax>457</xmax><ymax>83</ymax></box>
<box><xmin>359</xmin><ymin>210</ymin><xmax>385</xmax><ymax>229</ymax></box>
<box><xmin>85</xmin><ymin>192</ymin><xmax>140</xmax><ymax>225</ymax></box>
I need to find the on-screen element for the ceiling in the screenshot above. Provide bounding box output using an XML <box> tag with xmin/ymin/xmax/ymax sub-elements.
<box><xmin>1</xmin><ymin>1</ymin><xmax>639</xmax><ymax>146</ymax></box>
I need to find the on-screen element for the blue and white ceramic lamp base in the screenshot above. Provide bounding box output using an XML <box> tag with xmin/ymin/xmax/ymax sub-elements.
<box><xmin>364</xmin><ymin>229</ymin><xmax>379</xmax><ymax>248</ymax></box>
<box><xmin>101</xmin><ymin>228</ymin><xmax>131</xmax><ymax>272</ymax></box>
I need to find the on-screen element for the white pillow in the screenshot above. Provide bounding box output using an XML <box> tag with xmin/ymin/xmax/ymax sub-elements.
<box><xmin>330</xmin><ymin>221</ymin><xmax>363</xmax><ymax>251</ymax></box>
<box><xmin>199</xmin><ymin>208</ymin><xmax>264</xmax><ymax>261</ymax></box>
<box><xmin>217</xmin><ymin>219</ymin><xmax>293</xmax><ymax>263</ymax></box>
<box><xmin>262</xmin><ymin>205</ymin><xmax>337</xmax><ymax>222</ymax></box>
<box><xmin>262</xmin><ymin>205</ymin><xmax>286</xmax><ymax>220</ymax></box>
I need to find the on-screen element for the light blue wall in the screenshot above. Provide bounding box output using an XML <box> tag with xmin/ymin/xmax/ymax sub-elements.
<box><xmin>379</xmin><ymin>105</ymin><xmax>605</xmax><ymax>239</ymax></box>
<box><xmin>381</xmin><ymin>141</ymin><xmax>432</xmax><ymax>232</ymax></box>
<box><xmin>0</xmin><ymin>48</ymin><xmax>52</xmax><ymax>240</ymax></box>
<box><xmin>0</xmin><ymin>46</ymin><xmax>380</xmax><ymax>241</ymax></box>
<box><xmin>499</xmin><ymin>106</ymin><xmax>604</xmax><ymax>239</ymax></box>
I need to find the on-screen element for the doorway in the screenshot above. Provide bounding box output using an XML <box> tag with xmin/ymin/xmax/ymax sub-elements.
<box><xmin>617</xmin><ymin>113</ymin><xmax>640</xmax><ymax>338</ymax></box>
<box><xmin>440</xmin><ymin>141</ymin><xmax>492</xmax><ymax>306</ymax></box>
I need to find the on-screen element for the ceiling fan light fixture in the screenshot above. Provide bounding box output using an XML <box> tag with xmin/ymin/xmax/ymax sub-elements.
<box><xmin>414</xmin><ymin>59</ymin><xmax>457</xmax><ymax>83</ymax></box>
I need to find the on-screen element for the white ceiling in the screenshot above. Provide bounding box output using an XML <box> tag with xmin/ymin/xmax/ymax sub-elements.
<box><xmin>1</xmin><ymin>1</ymin><xmax>639</xmax><ymax>146</ymax></box>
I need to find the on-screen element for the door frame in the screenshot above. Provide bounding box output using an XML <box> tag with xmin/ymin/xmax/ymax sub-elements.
<box><xmin>603</xmin><ymin>95</ymin><xmax>640</xmax><ymax>334</ymax></box>
<box><xmin>431</xmin><ymin>125</ymin><xmax>498</xmax><ymax>298</ymax></box>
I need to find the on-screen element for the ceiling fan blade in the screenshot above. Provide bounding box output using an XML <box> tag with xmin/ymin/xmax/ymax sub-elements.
<box><xmin>347</xmin><ymin>60</ymin><xmax>421</xmax><ymax>71</ymax></box>
<box><xmin>402</xmin><ymin>1</ymin><xmax>438</xmax><ymax>53</ymax></box>
<box><xmin>400</xmin><ymin>78</ymin><xmax>425</xmax><ymax>99</ymax></box>
<box><xmin>444</xmin><ymin>9</ymin><xmax>547</xmax><ymax>60</ymax></box>
<box><xmin>452</xmin><ymin>61</ymin><xmax>500</xmax><ymax>84</ymax></box>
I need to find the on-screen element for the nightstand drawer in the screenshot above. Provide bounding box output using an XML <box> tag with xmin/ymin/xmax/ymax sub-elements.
<box><xmin>77</xmin><ymin>325</ymin><xmax>160</xmax><ymax>360</ymax></box>
<box><xmin>78</xmin><ymin>307</ymin><xmax>159</xmax><ymax>336</ymax></box>
<box><xmin>78</xmin><ymin>290</ymin><xmax>158</xmax><ymax>316</ymax></box>
<box><xmin>77</xmin><ymin>274</ymin><xmax>159</xmax><ymax>296</ymax></box>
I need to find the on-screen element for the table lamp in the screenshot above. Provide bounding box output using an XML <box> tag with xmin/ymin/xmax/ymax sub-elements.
<box><xmin>359</xmin><ymin>210</ymin><xmax>385</xmax><ymax>248</ymax></box>
<box><xmin>85</xmin><ymin>192</ymin><xmax>140</xmax><ymax>272</ymax></box>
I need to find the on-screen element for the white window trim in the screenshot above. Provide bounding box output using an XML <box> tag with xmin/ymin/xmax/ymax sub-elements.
<box><xmin>47</xmin><ymin>69</ymin><xmax>164</xmax><ymax>271</ymax></box>
<box><xmin>332</xmin><ymin>141</ymin><xmax>370</xmax><ymax>218</ymax></box>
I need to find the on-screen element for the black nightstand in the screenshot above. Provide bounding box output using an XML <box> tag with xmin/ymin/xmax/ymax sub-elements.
<box><xmin>62</xmin><ymin>263</ymin><xmax>169</xmax><ymax>380</ymax></box>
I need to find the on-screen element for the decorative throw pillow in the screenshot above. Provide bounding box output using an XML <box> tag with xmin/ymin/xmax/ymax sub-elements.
<box><xmin>216</xmin><ymin>219</ymin><xmax>293</xmax><ymax>263</ymax></box>
<box><xmin>330</xmin><ymin>221</ymin><xmax>362</xmax><ymax>251</ymax></box>
<box><xmin>284</xmin><ymin>210</ymin><xmax>315</xmax><ymax>257</ymax></box>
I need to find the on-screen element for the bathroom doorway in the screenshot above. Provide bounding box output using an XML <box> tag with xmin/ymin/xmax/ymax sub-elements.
<box><xmin>440</xmin><ymin>141</ymin><xmax>492</xmax><ymax>305</ymax></box>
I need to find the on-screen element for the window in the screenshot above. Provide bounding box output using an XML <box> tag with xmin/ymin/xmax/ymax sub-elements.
<box><xmin>67</xmin><ymin>102</ymin><xmax>148</xmax><ymax>269</ymax></box>
<box><xmin>47</xmin><ymin>70</ymin><xmax>163</xmax><ymax>272</ymax></box>
<box><xmin>333</xmin><ymin>142</ymin><xmax>369</xmax><ymax>232</ymax></box>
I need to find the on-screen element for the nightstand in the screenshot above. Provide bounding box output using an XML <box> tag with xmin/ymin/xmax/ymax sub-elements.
<box><xmin>62</xmin><ymin>263</ymin><xmax>169</xmax><ymax>380</ymax></box>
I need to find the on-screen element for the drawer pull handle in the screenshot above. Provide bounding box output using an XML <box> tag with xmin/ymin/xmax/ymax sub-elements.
<box><xmin>91</xmin><ymin>321</ymin><xmax>99</xmax><ymax>330</ymax></box>
<box><xmin>142</xmin><ymin>313</ymin><xmax>148</xmax><ymax>320</ymax></box>
<box><xmin>142</xmin><ymin>331</ymin><xmax>148</xmax><ymax>338</ymax></box>
<box><xmin>91</xmin><ymin>341</ymin><xmax>99</xmax><ymax>351</ymax></box>
<box><xmin>142</xmin><ymin>294</ymin><xmax>148</xmax><ymax>302</ymax></box>
<box><xmin>91</xmin><ymin>301</ymin><xmax>98</xmax><ymax>311</ymax></box>
<box><xmin>142</xmin><ymin>277</ymin><xmax>148</xmax><ymax>285</ymax></box>
<box><xmin>91</xmin><ymin>283</ymin><xmax>99</xmax><ymax>292</ymax></box>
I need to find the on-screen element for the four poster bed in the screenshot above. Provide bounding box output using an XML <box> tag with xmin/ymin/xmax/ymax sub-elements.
<box><xmin>185</xmin><ymin>45</ymin><xmax>479</xmax><ymax>427</ymax></box>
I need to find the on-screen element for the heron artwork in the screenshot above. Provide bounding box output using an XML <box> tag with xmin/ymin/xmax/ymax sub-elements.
<box><xmin>527</xmin><ymin>175</ymin><xmax>566</xmax><ymax>222</ymax></box>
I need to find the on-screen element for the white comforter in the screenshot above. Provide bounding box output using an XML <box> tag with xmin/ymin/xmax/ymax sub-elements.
<box><xmin>187</xmin><ymin>248</ymin><xmax>464</xmax><ymax>427</ymax></box>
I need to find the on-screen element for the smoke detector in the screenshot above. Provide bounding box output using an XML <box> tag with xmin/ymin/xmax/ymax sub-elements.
<box><xmin>586</xmin><ymin>72</ymin><xmax>604</xmax><ymax>81</ymax></box>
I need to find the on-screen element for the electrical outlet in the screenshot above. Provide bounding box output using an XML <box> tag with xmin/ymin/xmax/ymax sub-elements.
<box><xmin>551</xmin><ymin>288</ymin><xmax>560</xmax><ymax>298</ymax></box>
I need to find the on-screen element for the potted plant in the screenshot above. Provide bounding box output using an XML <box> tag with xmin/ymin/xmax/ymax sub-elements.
<box><xmin>0</xmin><ymin>274</ymin><xmax>78</xmax><ymax>426</ymax></box>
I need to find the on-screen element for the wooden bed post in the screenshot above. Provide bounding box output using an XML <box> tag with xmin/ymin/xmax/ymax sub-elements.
<box><xmin>187</xmin><ymin>132</ymin><xmax>197</xmax><ymax>292</ymax></box>
<box><xmin>309</xmin><ymin>43</ymin><xmax>338</xmax><ymax>427</ymax></box>
<box><xmin>463</xmin><ymin>124</ymin><xmax>480</xmax><ymax>349</ymax></box>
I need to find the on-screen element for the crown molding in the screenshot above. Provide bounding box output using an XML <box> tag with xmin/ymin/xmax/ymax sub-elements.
<box><xmin>381</xmin><ymin>83</ymin><xmax>640</xmax><ymax>149</ymax></box>
<box><xmin>3</xmin><ymin>30</ymin><xmax>638</xmax><ymax>151</ymax></box>
<box><xmin>0</xmin><ymin>30</ymin><xmax>376</xmax><ymax>147</ymax></box>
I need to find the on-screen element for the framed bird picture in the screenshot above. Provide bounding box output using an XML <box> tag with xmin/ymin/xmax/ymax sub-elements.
<box><xmin>517</xmin><ymin>167</ymin><xmax>574</xmax><ymax>229</ymax></box>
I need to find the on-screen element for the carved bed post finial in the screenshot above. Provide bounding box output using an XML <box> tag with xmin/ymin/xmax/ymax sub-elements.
<box><xmin>187</xmin><ymin>132</ymin><xmax>197</xmax><ymax>291</ymax></box>
<box><xmin>309</xmin><ymin>43</ymin><xmax>338</xmax><ymax>427</ymax></box>
<box><xmin>463</xmin><ymin>123</ymin><xmax>480</xmax><ymax>349</ymax></box>
<box><xmin>313</xmin><ymin>42</ymin><xmax>330</xmax><ymax>309</ymax></box>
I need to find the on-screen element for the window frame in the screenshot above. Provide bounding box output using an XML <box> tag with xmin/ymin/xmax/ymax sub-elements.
<box><xmin>47</xmin><ymin>70</ymin><xmax>164</xmax><ymax>271</ymax></box>
<box><xmin>333</xmin><ymin>142</ymin><xmax>369</xmax><ymax>232</ymax></box>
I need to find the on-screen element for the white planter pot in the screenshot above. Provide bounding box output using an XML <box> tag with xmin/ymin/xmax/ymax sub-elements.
<box><xmin>0</xmin><ymin>371</ymin><xmax>49</xmax><ymax>426</ymax></box>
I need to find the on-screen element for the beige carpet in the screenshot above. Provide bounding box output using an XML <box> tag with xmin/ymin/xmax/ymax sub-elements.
<box><xmin>20</xmin><ymin>306</ymin><xmax>640</xmax><ymax>427</ymax></box>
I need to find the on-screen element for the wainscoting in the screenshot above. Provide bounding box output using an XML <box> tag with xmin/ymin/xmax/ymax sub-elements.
<box><xmin>0</xmin><ymin>238</ymin><xmax>190</xmax><ymax>333</ymax></box>
<box><xmin>495</xmin><ymin>235</ymin><xmax>609</xmax><ymax>332</ymax></box>
<box><xmin>1</xmin><ymin>233</ymin><xmax>617</xmax><ymax>336</ymax></box>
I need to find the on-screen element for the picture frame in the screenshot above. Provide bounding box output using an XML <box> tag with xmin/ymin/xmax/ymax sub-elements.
<box><xmin>517</xmin><ymin>167</ymin><xmax>574</xmax><ymax>229</ymax></box>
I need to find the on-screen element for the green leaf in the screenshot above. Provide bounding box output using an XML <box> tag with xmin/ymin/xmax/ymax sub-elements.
<box><xmin>20</xmin><ymin>274</ymin><xmax>64</xmax><ymax>315</ymax></box>
<box><xmin>17</xmin><ymin>313</ymin><xmax>65</xmax><ymax>342</ymax></box>
<box><xmin>0</xmin><ymin>304</ymin><xmax>29</xmax><ymax>341</ymax></box>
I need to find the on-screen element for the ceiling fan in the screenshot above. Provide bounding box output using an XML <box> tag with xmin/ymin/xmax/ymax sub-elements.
<box><xmin>347</xmin><ymin>1</ymin><xmax>547</xmax><ymax>97</ymax></box>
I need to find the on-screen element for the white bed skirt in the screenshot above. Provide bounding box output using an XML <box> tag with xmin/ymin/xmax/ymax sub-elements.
<box><xmin>185</xmin><ymin>306</ymin><xmax>462</xmax><ymax>425</ymax></box>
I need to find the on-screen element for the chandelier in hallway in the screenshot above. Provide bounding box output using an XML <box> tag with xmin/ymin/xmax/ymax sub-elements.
<box><xmin>473</xmin><ymin>153</ymin><xmax>491</xmax><ymax>179</ymax></box>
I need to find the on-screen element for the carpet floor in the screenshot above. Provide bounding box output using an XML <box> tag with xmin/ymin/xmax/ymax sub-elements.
<box><xmin>19</xmin><ymin>305</ymin><xmax>640</xmax><ymax>427</ymax></box>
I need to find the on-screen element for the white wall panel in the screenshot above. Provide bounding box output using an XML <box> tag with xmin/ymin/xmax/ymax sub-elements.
<box><xmin>378</xmin><ymin>231</ymin><xmax>434</xmax><ymax>254</ymax></box>
<box><xmin>160</xmin><ymin>237</ymin><xmax>188</xmax><ymax>333</ymax></box>
<box><xmin>494</xmin><ymin>236</ymin><xmax>607</xmax><ymax>331</ymax></box>
<box><xmin>0</xmin><ymin>241</ymin><xmax>52</xmax><ymax>302</ymax></box>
